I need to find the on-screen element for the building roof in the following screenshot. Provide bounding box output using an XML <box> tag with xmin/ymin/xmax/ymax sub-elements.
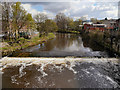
<box><xmin>79</xmin><ymin>25</ymin><xmax>83</xmax><ymax>26</ymax></box>
<box><xmin>83</xmin><ymin>22</ymin><xmax>93</xmax><ymax>25</ymax></box>
<box><xmin>93</xmin><ymin>24</ymin><xmax>106</xmax><ymax>27</ymax></box>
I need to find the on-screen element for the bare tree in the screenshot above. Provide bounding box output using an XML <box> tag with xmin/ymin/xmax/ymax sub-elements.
<box><xmin>2</xmin><ymin>2</ymin><xmax>13</xmax><ymax>40</ymax></box>
<box><xmin>0</xmin><ymin>3</ymin><xmax>2</xmax><ymax>34</ymax></box>
<box><xmin>55</xmin><ymin>13</ymin><xmax>68</xmax><ymax>32</ymax></box>
<box><xmin>34</xmin><ymin>13</ymin><xmax>48</xmax><ymax>37</ymax></box>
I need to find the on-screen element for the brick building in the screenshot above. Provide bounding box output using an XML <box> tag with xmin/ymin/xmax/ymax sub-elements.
<box><xmin>83</xmin><ymin>23</ymin><xmax>106</xmax><ymax>31</ymax></box>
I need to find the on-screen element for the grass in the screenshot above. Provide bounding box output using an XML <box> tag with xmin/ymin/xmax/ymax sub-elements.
<box><xmin>2</xmin><ymin>33</ymin><xmax>55</xmax><ymax>56</ymax></box>
<box><xmin>70</xmin><ymin>31</ymin><xmax>80</xmax><ymax>33</ymax></box>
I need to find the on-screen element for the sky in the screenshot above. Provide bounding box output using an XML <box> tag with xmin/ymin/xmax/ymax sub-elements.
<box><xmin>21</xmin><ymin>0</ymin><xmax>120</xmax><ymax>20</ymax></box>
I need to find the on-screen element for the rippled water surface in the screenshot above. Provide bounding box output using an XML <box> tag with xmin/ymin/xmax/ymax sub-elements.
<box><xmin>2</xmin><ymin>59</ymin><xmax>119</xmax><ymax>88</ymax></box>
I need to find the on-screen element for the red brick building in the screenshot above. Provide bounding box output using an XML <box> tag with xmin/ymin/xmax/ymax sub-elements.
<box><xmin>83</xmin><ymin>24</ymin><xmax>106</xmax><ymax>31</ymax></box>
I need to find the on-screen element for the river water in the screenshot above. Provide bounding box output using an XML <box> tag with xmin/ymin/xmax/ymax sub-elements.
<box><xmin>10</xmin><ymin>33</ymin><xmax>109</xmax><ymax>57</ymax></box>
<box><xmin>2</xmin><ymin>57</ymin><xmax>120</xmax><ymax>88</ymax></box>
<box><xmin>2</xmin><ymin>33</ymin><xmax>120</xmax><ymax>88</ymax></box>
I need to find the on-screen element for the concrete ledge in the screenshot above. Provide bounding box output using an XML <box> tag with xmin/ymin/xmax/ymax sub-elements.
<box><xmin>1</xmin><ymin>57</ymin><xmax>119</xmax><ymax>66</ymax></box>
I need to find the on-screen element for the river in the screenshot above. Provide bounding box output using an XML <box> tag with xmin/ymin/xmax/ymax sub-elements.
<box><xmin>9</xmin><ymin>33</ymin><xmax>109</xmax><ymax>57</ymax></box>
<box><xmin>1</xmin><ymin>33</ymin><xmax>120</xmax><ymax>89</ymax></box>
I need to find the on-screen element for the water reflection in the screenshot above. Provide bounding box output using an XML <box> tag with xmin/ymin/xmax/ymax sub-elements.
<box><xmin>10</xmin><ymin>33</ymin><xmax>108</xmax><ymax>57</ymax></box>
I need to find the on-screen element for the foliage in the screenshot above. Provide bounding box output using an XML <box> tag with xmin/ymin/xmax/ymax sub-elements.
<box><xmin>2</xmin><ymin>2</ymin><xmax>35</xmax><ymax>40</ymax></box>
<box><xmin>2</xmin><ymin>33</ymin><xmax>55</xmax><ymax>56</ymax></box>
<box><xmin>90</xmin><ymin>18</ymin><xmax>102</xmax><ymax>24</ymax></box>
<box><xmin>34</xmin><ymin>13</ymin><xmax>48</xmax><ymax>36</ymax></box>
<box><xmin>43</xmin><ymin>19</ymin><xmax>58</xmax><ymax>33</ymax></box>
<box><xmin>55</xmin><ymin>13</ymin><xmax>68</xmax><ymax>31</ymax></box>
<box><xmin>34</xmin><ymin>13</ymin><xmax>58</xmax><ymax>36</ymax></box>
<box><xmin>74</xmin><ymin>19</ymin><xmax>82</xmax><ymax>30</ymax></box>
<box><xmin>26</xmin><ymin>13</ymin><xmax>36</xmax><ymax>30</ymax></box>
<box><xmin>2</xmin><ymin>2</ymin><xmax>13</xmax><ymax>39</ymax></box>
<box><xmin>12</xmin><ymin>2</ymin><xmax>29</xmax><ymax>39</ymax></box>
<box><xmin>67</xmin><ymin>18</ymin><xmax>74</xmax><ymax>30</ymax></box>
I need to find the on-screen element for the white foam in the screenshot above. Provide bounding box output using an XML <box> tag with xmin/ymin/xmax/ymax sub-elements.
<box><xmin>1</xmin><ymin>57</ymin><xmax>119</xmax><ymax>78</ymax></box>
<box><xmin>1</xmin><ymin>57</ymin><xmax>118</xmax><ymax>68</ymax></box>
<box><xmin>38</xmin><ymin>63</ymin><xmax>48</xmax><ymax>77</ymax></box>
<box><xmin>19</xmin><ymin>63</ymin><xmax>27</xmax><ymax>78</ymax></box>
<box><xmin>1</xmin><ymin>57</ymin><xmax>119</xmax><ymax>65</ymax></box>
<box><xmin>1</xmin><ymin>57</ymin><xmax>119</xmax><ymax>88</ymax></box>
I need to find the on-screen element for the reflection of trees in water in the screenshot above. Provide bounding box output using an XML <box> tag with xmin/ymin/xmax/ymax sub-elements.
<box><xmin>39</xmin><ymin>33</ymin><xmax>87</xmax><ymax>52</ymax></box>
<box><xmin>43</xmin><ymin>33</ymin><xmax>81</xmax><ymax>50</ymax></box>
<box><xmin>42</xmin><ymin>39</ymin><xmax>55</xmax><ymax>51</ymax></box>
<box><xmin>76</xmin><ymin>37</ymin><xmax>83</xmax><ymax>47</ymax></box>
<box><xmin>82</xmin><ymin>34</ymin><xmax>104</xmax><ymax>51</ymax></box>
<box><xmin>54</xmin><ymin>33</ymin><xmax>80</xmax><ymax>50</ymax></box>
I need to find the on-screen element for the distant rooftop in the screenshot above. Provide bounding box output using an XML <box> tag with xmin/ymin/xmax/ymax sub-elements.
<box><xmin>93</xmin><ymin>24</ymin><xmax>106</xmax><ymax>27</ymax></box>
<box><xmin>83</xmin><ymin>21</ymin><xmax>93</xmax><ymax>25</ymax></box>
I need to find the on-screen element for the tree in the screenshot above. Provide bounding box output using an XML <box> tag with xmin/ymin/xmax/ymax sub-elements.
<box><xmin>55</xmin><ymin>13</ymin><xmax>68</xmax><ymax>31</ymax></box>
<box><xmin>2</xmin><ymin>2</ymin><xmax>13</xmax><ymax>40</ymax></box>
<box><xmin>74</xmin><ymin>19</ymin><xmax>82</xmax><ymax>30</ymax></box>
<box><xmin>26</xmin><ymin>13</ymin><xmax>35</xmax><ymax>34</ymax></box>
<box><xmin>90</xmin><ymin>18</ymin><xmax>97</xmax><ymax>24</ymax></box>
<box><xmin>67</xmin><ymin>17</ymin><xmax>75</xmax><ymax>30</ymax></box>
<box><xmin>12</xmin><ymin>2</ymin><xmax>28</xmax><ymax>39</ymax></box>
<box><xmin>34</xmin><ymin>13</ymin><xmax>48</xmax><ymax>37</ymax></box>
<box><xmin>105</xmin><ymin>18</ymin><xmax>108</xmax><ymax>20</ymax></box>
<box><xmin>91</xmin><ymin>18</ymin><xmax>102</xmax><ymax>24</ymax></box>
<box><xmin>2</xmin><ymin>2</ymin><xmax>35</xmax><ymax>41</ymax></box>
<box><xmin>43</xmin><ymin>19</ymin><xmax>58</xmax><ymax>34</ymax></box>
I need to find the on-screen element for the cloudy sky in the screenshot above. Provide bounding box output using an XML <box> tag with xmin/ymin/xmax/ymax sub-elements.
<box><xmin>21</xmin><ymin>0</ymin><xmax>120</xmax><ymax>20</ymax></box>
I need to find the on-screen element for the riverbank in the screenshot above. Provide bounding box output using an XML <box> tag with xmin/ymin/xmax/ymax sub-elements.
<box><xmin>1</xmin><ymin>33</ymin><xmax>55</xmax><ymax>57</ymax></box>
<box><xmin>57</xmin><ymin>30</ymin><xmax>80</xmax><ymax>34</ymax></box>
<box><xmin>80</xmin><ymin>30</ymin><xmax>120</xmax><ymax>57</ymax></box>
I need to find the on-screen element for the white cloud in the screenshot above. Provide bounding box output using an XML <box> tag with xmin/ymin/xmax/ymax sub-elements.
<box><xmin>67</xmin><ymin>1</ymin><xmax>118</xmax><ymax>19</ymax></box>
<box><xmin>21</xmin><ymin>4</ymin><xmax>38</xmax><ymax>16</ymax></box>
<box><xmin>22</xmin><ymin>1</ymin><xmax>118</xmax><ymax>20</ymax></box>
<box><xmin>21</xmin><ymin>4</ymin><xmax>55</xmax><ymax>19</ymax></box>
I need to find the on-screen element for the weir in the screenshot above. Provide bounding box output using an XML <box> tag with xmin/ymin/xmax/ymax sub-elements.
<box><xmin>1</xmin><ymin>57</ymin><xmax>119</xmax><ymax>66</ymax></box>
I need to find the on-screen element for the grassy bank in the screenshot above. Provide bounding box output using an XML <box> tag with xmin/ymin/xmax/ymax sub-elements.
<box><xmin>57</xmin><ymin>30</ymin><xmax>80</xmax><ymax>34</ymax></box>
<box><xmin>1</xmin><ymin>33</ymin><xmax>55</xmax><ymax>56</ymax></box>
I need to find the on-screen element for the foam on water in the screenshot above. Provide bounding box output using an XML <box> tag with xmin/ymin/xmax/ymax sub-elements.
<box><xmin>19</xmin><ymin>63</ymin><xmax>27</xmax><ymax>78</ymax></box>
<box><xmin>1</xmin><ymin>57</ymin><xmax>118</xmax><ymax>71</ymax></box>
<box><xmin>38</xmin><ymin>63</ymin><xmax>48</xmax><ymax>77</ymax></box>
<box><xmin>1</xmin><ymin>57</ymin><xmax>119</xmax><ymax>88</ymax></box>
<box><xmin>1</xmin><ymin>57</ymin><xmax>118</xmax><ymax>77</ymax></box>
